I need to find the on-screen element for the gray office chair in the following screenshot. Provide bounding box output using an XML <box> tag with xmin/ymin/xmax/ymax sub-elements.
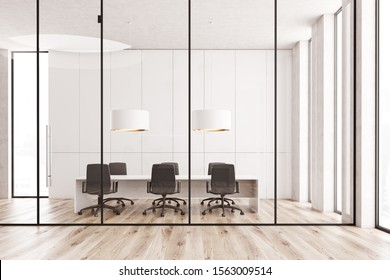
<box><xmin>151</xmin><ymin>162</ymin><xmax>187</xmax><ymax>207</ymax></box>
<box><xmin>143</xmin><ymin>164</ymin><xmax>185</xmax><ymax>217</ymax></box>
<box><xmin>200</xmin><ymin>162</ymin><xmax>235</xmax><ymax>207</ymax></box>
<box><xmin>106</xmin><ymin>162</ymin><xmax>135</xmax><ymax>206</ymax></box>
<box><xmin>78</xmin><ymin>164</ymin><xmax>120</xmax><ymax>216</ymax></box>
<box><xmin>201</xmin><ymin>164</ymin><xmax>244</xmax><ymax>217</ymax></box>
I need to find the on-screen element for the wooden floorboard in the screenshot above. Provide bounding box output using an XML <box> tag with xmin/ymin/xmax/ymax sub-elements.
<box><xmin>1</xmin><ymin>224</ymin><xmax>390</xmax><ymax>259</ymax></box>
<box><xmin>1</xmin><ymin>198</ymin><xmax>390</xmax><ymax>259</ymax></box>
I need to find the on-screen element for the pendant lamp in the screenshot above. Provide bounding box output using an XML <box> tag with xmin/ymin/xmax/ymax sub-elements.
<box><xmin>111</xmin><ymin>109</ymin><xmax>149</xmax><ymax>132</ymax></box>
<box><xmin>192</xmin><ymin>109</ymin><xmax>231</xmax><ymax>132</ymax></box>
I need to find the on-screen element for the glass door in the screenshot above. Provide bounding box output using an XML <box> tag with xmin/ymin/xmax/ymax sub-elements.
<box><xmin>1</xmin><ymin>0</ymin><xmax>38</xmax><ymax>224</ymax></box>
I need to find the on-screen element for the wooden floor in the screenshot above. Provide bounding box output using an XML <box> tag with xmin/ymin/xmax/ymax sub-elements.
<box><xmin>0</xmin><ymin>198</ymin><xmax>342</xmax><ymax>224</ymax></box>
<box><xmin>1</xmin><ymin>224</ymin><xmax>390</xmax><ymax>259</ymax></box>
<box><xmin>1</xmin><ymin>198</ymin><xmax>389</xmax><ymax>259</ymax></box>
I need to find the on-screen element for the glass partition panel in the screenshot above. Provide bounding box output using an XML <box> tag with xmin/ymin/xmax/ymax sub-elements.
<box><xmin>191</xmin><ymin>0</ymin><xmax>275</xmax><ymax>224</ymax></box>
<box><xmin>104</xmin><ymin>0</ymin><xmax>188</xmax><ymax>224</ymax></box>
<box><xmin>277</xmin><ymin>0</ymin><xmax>350</xmax><ymax>224</ymax></box>
<box><xmin>40</xmin><ymin>0</ymin><xmax>101</xmax><ymax>224</ymax></box>
<box><xmin>1</xmin><ymin>0</ymin><xmax>38</xmax><ymax>224</ymax></box>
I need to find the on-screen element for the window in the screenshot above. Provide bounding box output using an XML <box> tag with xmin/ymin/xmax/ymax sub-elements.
<box><xmin>378</xmin><ymin>0</ymin><xmax>390</xmax><ymax>230</ymax></box>
<box><xmin>12</xmin><ymin>52</ymin><xmax>48</xmax><ymax>197</ymax></box>
<box><xmin>335</xmin><ymin>9</ymin><xmax>343</xmax><ymax>214</ymax></box>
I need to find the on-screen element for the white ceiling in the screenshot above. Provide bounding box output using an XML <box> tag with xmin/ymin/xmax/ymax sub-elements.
<box><xmin>0</xmin><ymin>0</ymin><xmax>341</xmax><ymax>50</ymax></box>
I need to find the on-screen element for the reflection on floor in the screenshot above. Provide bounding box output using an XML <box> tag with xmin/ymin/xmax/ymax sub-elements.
<box><xmin>0</xmin><ymin>198</ymin><xmax>342</xmax><ymax>224</ymax></box>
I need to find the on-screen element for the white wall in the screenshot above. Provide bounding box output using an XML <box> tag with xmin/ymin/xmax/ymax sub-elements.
<box><xmin>48</xmin><ymin>49</ymin><xmax>292</xmax><ymax>199</ymax></box>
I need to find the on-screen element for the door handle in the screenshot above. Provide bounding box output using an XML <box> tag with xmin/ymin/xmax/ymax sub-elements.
<box><xmin>46</xmin><ymin>125</ymin><xmax>52</xmax><ymax>187</ymax></box>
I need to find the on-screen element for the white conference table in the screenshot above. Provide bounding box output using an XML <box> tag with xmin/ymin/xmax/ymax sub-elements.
<box><xmin>75</xmin><ymin>175</ymin><xmax>259</xmax><ymax>213</ymax></box>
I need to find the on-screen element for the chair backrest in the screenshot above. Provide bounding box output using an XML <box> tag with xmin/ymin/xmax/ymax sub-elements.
<box><xmin>210</xmin><ymin>164</ymin><xmax>236</xmax><ymax>194</ymax></box>
<box><xmin>208</xmin><ymin>162</ymin><xmax>225</xmax><ymax>175</ymax></box>
<box><xmin>85</xmin><ymin>164</ymin><xmax>112</xmax><ymax>194</ymax></box>
<box><xmin>161</xmin><ymin>162</ymin><xmax>179</xmax><ymax>175</ymax></box>
<box><xmin>109</xmin><ymin>162</ymin><xmax>127</xmax><ymax>175</ymax></box>
<box><xmin>150</xmin><ymin>164</ymin><xmax>176</xmax><ymax>194</ymax></box>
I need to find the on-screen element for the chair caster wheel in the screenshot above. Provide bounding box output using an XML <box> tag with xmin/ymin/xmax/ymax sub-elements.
<box><xmin>207</xmin><ymin>204</ymin><xmax>211</xmax><ymax>207</ymax></box>
<box><xmin>152</xmin><ymin>209</ymin><xmax>156</xmax><ymax>212</ymax></box>
<box><xmin>161</xmin><ymin>213</ymin><xmax>165</xmax><ymax>217</ymax></box>
<box><xmin>152</xmin><ymin>202</ymin><xmax>156</xmax><ymax>206</ymax></box>
<box><xmin>181</xmin><ymin>212</ymin><xmax>185</xmax><ymax>215</ymax></box>
<box><xmin>232</xmin><ymin>202</ymin><xmax>235</xmax><ymax>205</ymax></box>
<box><xmin>202</xmin><ymin>211</ymin><xmax>206</xmax><ymax>215</ymax></box>
<box><xmin>174</xmin><ymin>210</ymin><xmax>178</xmax><ymax>213</ymax></box>
<box><xmin>200</xmin><ymin>201</ymin><xmax>204</xmax><ymax>205</ymax></box>
<box><xmin>116</xmin><ymin>211</ymin><xmax>120</xmax><ymax>215</ymax></box>
<box><xmin>209</xmin><ymin>210</ymin><xmax>212</xmax><ymax>213</ymax></box>
<box><xmin>121</xmin><ymin>203</ymin><xmax>125</xmax><ymax>208</ymax></box>
<box><xmin>240</xmin><ymin>212</ymin><xmax>244</xmax><ymax>215</ymax></box>
<box><xmin>183</xmin><ymin>201</ymin><xmax>187</xmax><ymax>205</ymax></box>
<box><xmin>78</xmin><ymin>211</ymin><xmax>82</xmax><ymax>215</ymax></box>
<box><xmin>222</xmin><ymin>213</ymin><xmax>226</xmax><ymax>217</ymax></box>
<box><xmin>142</xmin><ymin>211</ymin><xmax>146</xmax><ymax>215</ymax></box>
<box><xmin>176</xmin><ymin>204</ymin><xmax>180</xmax><ymax>207</ymax></box>
<box><xmin>131</xmin><ymin>201</ymin><xmax>134</xmax><ymax>205</ymax></box>
<box><xmin>231</xmin><ymin>209</ymin><xmax>235</xmax><ymax>213</ymax></box>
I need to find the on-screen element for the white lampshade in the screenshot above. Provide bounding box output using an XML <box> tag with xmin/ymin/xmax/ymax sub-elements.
<box><xmin>192</xmin><ymin>109</ymin><xmax>231</xmax><ymax>132</ymax></box>
<box><xmin>111</xmin><ymin>109</ymin><xmax>149</xmax><ymax>132</ymax></box>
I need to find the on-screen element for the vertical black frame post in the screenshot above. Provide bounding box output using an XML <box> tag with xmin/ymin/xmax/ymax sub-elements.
<box><xmin>374</xmin><ymin>0</ymin><xmax>390</xmax><ymax>233</ymax></box>
<box><xmin>11</xmin><ymin>55</ymin><xmax>14</xmax><ymax>199</ymax></box>
<box><xmin>375</xmin><ymin>0</ymin><xmax>381</xmax><ymax>230</ymax></box>
<box><xmin>188</xmin><ymin>0</ymin><xmax>192</xmax><ymax>224</ymax></box>
<box><xmin>99</xmin><ymin>1</ymin><xmax>104</xmax><ymax>224</ymax></box>
<box><xmin>36</xmin><ymin>0</ymin><xmax>40</xmax><ymax>224</ymax></box>
<box><xmin>353</xmin><ymin>0</ymin><xmax>357</xmax><ymax>225</ymax></box>
<box><xmin>274</xmin><ymin>0</ymin><xmax>278</xmax><ymax>224</ymax></box>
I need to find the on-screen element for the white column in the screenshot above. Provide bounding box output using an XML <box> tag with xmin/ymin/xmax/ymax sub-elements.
<box><xmin>292</xmin><ymin>41</ymin><xmax>309</xmax><ymax>202</ymax></box>
<box><xmin>0</xmin><ymin>49</ymin><xmax>8</xmax><ymax>198</ymax></box>
<box><xmin>342</xmin><ymin>0</ymin><xmax>355</xmax><ymax>223</ymax></box>
<box><xmin>311</xmin><ymin>15</ymin><xmax>335</xmax><ymax>212</ymax></box>
<box><xmin>355</xmin><ymin>0</ymin><xmax>376</xmax><ymax>228</ymax></box>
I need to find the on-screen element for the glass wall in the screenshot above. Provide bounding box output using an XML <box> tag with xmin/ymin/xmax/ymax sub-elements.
<box><xmin>39</xmin><ymin>0</ymin><xmax>101</xmax><ymax>224</ymax></box>
<box><xmin>378</xmin><ymin>0</ymin><xmax>390</xmax><ymax>230</ymax></box>
<box><xmin>104</xmin><ymin>0</ymin><xmax>188</xmax><ymax>224</ymax></box>
<box><xmin>1</xmin><ymin>0</ymin><xmax>357</xmax><ymax>225</ymax></box>
<box><xmin>191</xmin><ymin>0</ymin><xmax>274</xmax><ymax>224</ymax></box>
<box><xmin>1</xmin><ymin>0</ymin><xmax>38</xmax><ymax>224</ymax></box>
<box><xmin>277</xmin><ymin>0</ymin><xmax>352</xmax><ymax>224</ymax></box>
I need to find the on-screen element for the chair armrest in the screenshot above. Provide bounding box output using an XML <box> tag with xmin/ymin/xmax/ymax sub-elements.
<box><xmin>146</xmin><ymin>181</ymin><xmax>152</xmax><ymax>193</ymax></box>
<box><xmin>206</xmin><ymin>181</ymin><xmax>211</xmax><ymax>193</ymax></box>
<box><xmin>235</xmin><ymin>181</ymin><xmax>240</xmax><ymax>194</ymax></box>
<box><xmin>82</xmin><ymin>181</ymin><xmax>87</xmax><ymax>193</ymax></box>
